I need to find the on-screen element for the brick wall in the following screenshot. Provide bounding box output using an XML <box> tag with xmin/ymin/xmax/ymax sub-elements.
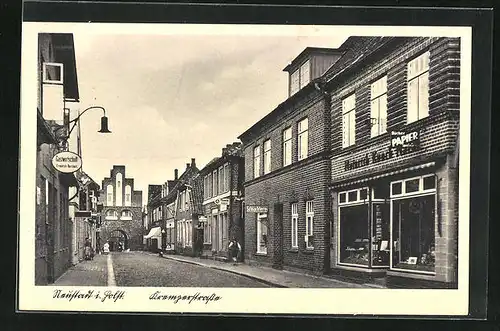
<box><xmin>245</xmin><ymin>158</ymin><xmax>331</xmax><ymax>272</ymax></box>
<box><xmin>330</xmin><ymin>37</ymin><xmax>460</xmax><ymax>152</ymax></box>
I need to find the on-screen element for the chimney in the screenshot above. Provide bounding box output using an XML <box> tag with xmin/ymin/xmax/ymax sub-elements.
<box><xmin>222</xmin><ymin>147</ymin><xmax>227</xmax><ymax>155</ymax></box>
<box><xmin>186</xmin><ymin>163</ymin><xmax>190</xmax><ymax>169</ymax></box>
<box><xmin>174</xmin><ymin>169</ymin><xmax>178</xmax><ymax>180</ymax></box>
<box><xmin>191</xmin><ymin>158</ymin><xmax>196</xmax><ymax>168</ymax></box>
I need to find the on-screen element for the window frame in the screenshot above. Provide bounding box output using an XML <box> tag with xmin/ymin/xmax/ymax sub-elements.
<box><xmin>263</xmin><ymin>139</ymin><xmax>272</xmax><ymax>174</ymax></box>
<box><xmin>389</xmin><ymin>179</ymin><xmax>437</xmax><ymax>275</ymax></box>
<box><xmin>253</xmin><ymin>145</ymin><xmax>261</xmax><ymax>178</ymax></box>
<box><xmin>291</xmin><ymin>203</ymin><xmax>298</xmax><ymax>248</ymax></box>
<box><xmin>370</xmin><ymin>75</ymin><xmax>388</xmax><ymax>138</ymax></box>
<box><xmin>283</xmin><ymin>127</ymin><xmax>292</xmax><ymax>167</ymax></box>
<box><xmin>42</xmin><ymin>62</ymin><xmax>64</xmax><ymax>84</ymax></box>
<box><xmin>305</xmin><ymin>200</ymin><xmax>314</xmax><ymax>249</ymax></box>
<box><xmin>407</xmin><ymin>51</ymin><xmax>430</xmax><ymax>124</ymax></box>
<box><xmin>297</xmin><ymin>117</ymin><xmax>309</xmax><ymax>161</ymax></box>
<box><xmin>342</xmin><ymin>94</ymin><xmax>356</xmax><ymax>148</ymax></box>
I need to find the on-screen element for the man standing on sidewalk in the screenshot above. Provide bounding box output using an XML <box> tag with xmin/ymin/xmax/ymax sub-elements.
<box><xmin>228</xmin><ymin>238</ymin><xmax>241</xmax><ymax>266</ymax></box>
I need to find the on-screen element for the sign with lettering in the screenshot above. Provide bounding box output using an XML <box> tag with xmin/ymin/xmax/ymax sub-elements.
<box><xmin>246</xmin><ymin>205</ymin><xmax>268</xmax><ymax>213</ymax></box>
<box><xmin>75</xmin><ymin>211</ymin><xmax>92</xmax><ymax>218</ymax></box>
<box><xmin>344</xmin><ymin>130</ymin><xmax>421</xmax><ymax>171</ymax></box>
<box><xmin>52</xmin><ymin>151</ymin><xmax>82</xmax><ymax>174</ymax></box>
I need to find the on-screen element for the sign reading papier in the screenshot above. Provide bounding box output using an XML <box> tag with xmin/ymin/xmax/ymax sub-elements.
<box><xmin>52</xmin><ymin>151</ymin><xmax>82</xmax><ymax>173</ymax></box>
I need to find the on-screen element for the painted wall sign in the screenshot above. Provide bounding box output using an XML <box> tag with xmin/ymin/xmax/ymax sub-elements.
<box><xmin>344</xmin><ymin>130</ymin><xmax>421</xmax><ymax>171</ymax></box>
<box><xmin>52</xmin><ymin>151</ymin><xmax>82</xmax><ymax>173</ymax></box>
<box><xmin>246</xmin><ymin>205</ymin><xmax>268</xmax><ymax>213</ymax></box>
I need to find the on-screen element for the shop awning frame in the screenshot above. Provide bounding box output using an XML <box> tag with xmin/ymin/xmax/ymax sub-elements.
<box><xmin>330</xmin><ymin>161</ymin><xmax>437</xmax><ymax>189</ymax></box>
<box><xmin>143</xmin><ymin>226</ymin><xmax>162</xmax><ymax>239</ymax></box>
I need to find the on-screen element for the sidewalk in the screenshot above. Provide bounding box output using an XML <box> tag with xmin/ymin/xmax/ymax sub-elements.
<box><xmin>54</xmin><ymin>254</ymin><xmax>108</xmax><ymax>286</ymax></box>
<box><xmin>159</xmin><ymin>253</ymin><xmax>383</xmax><ymax>288</ymax></box>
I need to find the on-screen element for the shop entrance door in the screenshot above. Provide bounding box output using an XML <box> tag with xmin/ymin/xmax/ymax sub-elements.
<box><xmin>272</xmin><ymin>203</ymin><xmax>284</xmax><ymax>270</ymax></box>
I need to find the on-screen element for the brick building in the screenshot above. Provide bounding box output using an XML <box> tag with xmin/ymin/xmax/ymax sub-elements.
<box><xmin>238</xmin><ymin>48</ymin><xmax>342</xmax><ymax>272</ymax></box>
<box><xmin>99</xmin><ymin>165</ymin><xmax>143</xmax><ymax>251</ymax></box>
<box><xmin>324</xmin><ymin>37</ymin><xmax>460</xmax><ymax>288</ymax></box>
<box><xmin>199</xmin><ymin>142</ymin><xmax>245</xmax><ymax>261</ymax></box>
<box><xmin>35</xmin><ymin>33</ymin><xmax>80</xmax><ymax>284</ymax></box>
<box><xmin>145</xmin><ymin>170</ymin><xmax>179</xmax><ymax>252</ymax></box>
<box><xmin>174</xmin><ymin>159</ymin><xmax>203</xmax><ymax>256</ymax></box>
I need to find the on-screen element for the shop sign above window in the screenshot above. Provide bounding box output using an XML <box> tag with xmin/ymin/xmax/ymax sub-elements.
<box><xmin>344</xmin><ymin>130</ymin><xmax>421</xmax><ymax>171</ymax></box>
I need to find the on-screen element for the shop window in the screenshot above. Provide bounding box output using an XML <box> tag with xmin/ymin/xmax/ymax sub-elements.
<box><xmin>391</xmin><ymin>175</ymin><xmax>437</xmax><ymax>273</ymax></box>
<box><xmin>339</xmin><ymin>204</ymin><xmax>369</xmax><ymax>266</ymax></box>
<box><xmin>342</xmin><ymin>94</ymin><xmax>356</xmax><ymax>148</ymax></box>
<box><xmin>263</xmin><ymin>139</ymin><xmax>272</xmax><ymax>174</ymax></box>
<box><xmin>283</xmin><ymin>127</ymin><xmax>292</xmax><ymax>167</ymax></box>
<box><xmin>291</xmin><ymin>203</ymin><xmax>298</xmax><ymax>248</ymax></box>
<box><xmin>370</xmin><ymin>75</ymin><xmax>388</xmax><ymax>137</ymax></box>
<box><xmin>257</xmin><ymin>213</ymin><xmax>268</xmax><ymax>254</ymax></box>
<box><xmin>338</xmin><ymin>187</ymin><xmax>390</xmax><ymax>267</ymax></box>
<box><xmin>253</xmin><ymin>146</ymin><xmax>261</xmax><ymax>178</ymax></box>
<box><xmin>305</xmin><ymin>201</ymin><xmax>314</xmax><ymax>249</ymax></box>
<box><xmin>391</xmin><ymin>182</ymin><xmax>402</xmax><ymax>196</ymax></box>
<box><xmin>298</xmin><ymin>118</ymin><xmax>309</xmax><ymax>161</ymax></box>
<box><xmin>407</xmin><ymin>52</ymin><xmax>430</xmax><ymax>124</ymax></box>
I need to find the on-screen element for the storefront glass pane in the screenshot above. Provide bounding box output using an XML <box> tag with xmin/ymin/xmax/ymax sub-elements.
<box><xmin>339</xmin><ymin>193</ymin><xmax>346</xmax><ymax>203</ymax></box>
<box><xmin>339</xmin><ymin>204</ymin><xmax>369</xmax><ymax>266</ymax></box>
<box><xmin>423</xmin><ymin>175</ymin><xmax>436</xmax><ymax>190</ymax></box>
<box><xmin>348</xmin><ymin>191</ymin><xmax>358</xmax><ymax>202</ymax></box>
<box><xmin>360</xmin><ymin>188</ymin><xmax>368</xmax><ymax>200</ymax></box>
<box><xmin>373</xmin><ymin>182</ymin><xmax>390</xmax><ymax>199</ymax></box>
<box><xmin>405</xmin><ymin>178</ymin><xmax>420</xmax><ymax>193</ymax></box>
<box><xmin>371</xmin><ymin>203</ymin><xmax>390</xmax><ymax>266</ymax></box>
<box><xmin>392</xmin><ymin>195</ymin><xmax>436</xmax><ymax>272</ymax></box>
<box><xmin>391</xmin><ymin>182</ymin><xmax>402</xmax><ymax>195</ymax></box>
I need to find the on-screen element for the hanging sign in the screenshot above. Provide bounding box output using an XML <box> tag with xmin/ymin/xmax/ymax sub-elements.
<box><xmin>246</xmin><ymin>205</ymin><xmax>268</xmax><ymax>213</ymax></box>
<box><xmin>52</xmin><ymin>151</ymin><xmax>82</xmax><ymax>174</ymax></box>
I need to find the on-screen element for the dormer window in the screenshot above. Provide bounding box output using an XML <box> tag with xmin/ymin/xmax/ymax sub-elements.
<box><xmin>289</xmin><ymin>60</ymin><xmax>311</xmax><ymax>96</ymax></box>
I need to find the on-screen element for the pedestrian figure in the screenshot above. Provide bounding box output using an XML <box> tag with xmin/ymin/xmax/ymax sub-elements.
<box><xmin>84</xmin><ymin>237</ymin><xmax>93</xmax><ymax>260</ymax></box>
<box><xmin>228</xmin><ymin>238</ymin><xmax>242</xmax><ymax>265</ymax></box>
<box><xmin>103</xmin><ymin>241</ymin><xmax>110</xmax><ymax>255</ymax></box>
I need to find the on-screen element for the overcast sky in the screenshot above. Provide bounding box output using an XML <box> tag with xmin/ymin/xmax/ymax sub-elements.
<box><xmin>69</xmin><ymin>29</ymin><xmax>348</xmax><ymax>205</ymax></box>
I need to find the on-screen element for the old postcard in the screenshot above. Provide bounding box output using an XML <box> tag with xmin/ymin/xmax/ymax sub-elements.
<box><xmin>18</xmin><ymin>20</ymin><xmax>474</xmax><ymax>315</ymax></box>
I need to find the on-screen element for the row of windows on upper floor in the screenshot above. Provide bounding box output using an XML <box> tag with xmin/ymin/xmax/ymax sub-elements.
<box><xmin>106</xmin><ymin>181</ymin><xmax>132</xmax><ymax>207</ymax></box>
<box><xmin>250</xmin><ymin>51</ymin><xmax>433</xmax><ymax>179</ymax></box>
<box><xmin>341</xmin><ymin>51</ymin><xmax>430</xmax><ymax>148</ymax></box>
<box><xmin>203</xmin><ymin>163</ymin><xmax>232</xmax><ymax>200</ymax></box>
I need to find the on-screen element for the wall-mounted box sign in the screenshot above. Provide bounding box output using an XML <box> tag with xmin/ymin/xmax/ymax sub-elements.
<box><xmin>344</xmin><ymin>130</ymin><xmax>421</xmax><ymax>171</ymax></box>
<box><xmin>246</xmin><ymin>205</ymin><xmax>268</xmax><ymax>213</ymax></box>
<box><xmin>51</xmin><ymin>151</ymin><xmax>82</xmax><ymax>173</ymax></box>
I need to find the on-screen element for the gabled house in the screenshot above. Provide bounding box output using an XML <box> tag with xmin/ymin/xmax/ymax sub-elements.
<box><xmin>199</xmin><ymin>142</ymin><xmax>245</xmax><ymax>261</ymax></box>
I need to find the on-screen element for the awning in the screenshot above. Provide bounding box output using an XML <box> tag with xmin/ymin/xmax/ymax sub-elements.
<box><xmin>143</xmin><ymin>227</ymin><xmax>162</xmax><ymax>239</ymax></box>
<box><xmin>331</xmin><ymin>161</ymin><xmax>436</xmax><ymax>189</ymax></box>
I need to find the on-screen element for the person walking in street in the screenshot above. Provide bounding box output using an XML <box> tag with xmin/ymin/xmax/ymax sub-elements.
<box><xmin>84</xmin><ymin>237</ymin><xmax>93</xmax><ymax>260</ymax></box>
<box><xmin>103</xmin><ymin>241</ymin><xmax>110</xmax><ymax>255</ymax></box>
<box><xmin>228</xmin><ymin>237</ymin><xmax>242</xmax><ymax>266</ymax></box>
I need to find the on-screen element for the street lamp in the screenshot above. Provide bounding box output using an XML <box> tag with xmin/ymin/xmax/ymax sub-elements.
<box><xmin>65</xmin><ymin>105</ymin><xmax>112</xmax><ymax>137</ymax></box>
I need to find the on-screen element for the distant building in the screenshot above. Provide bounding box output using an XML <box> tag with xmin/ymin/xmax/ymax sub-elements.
<box><xmin>199</xmin><ymin>142</ymin><xmax>245</xmax><ymax>261</ymax></box>
<box><xmin>99</xmin><ymin>165</ymin><xmax>143</xmax><ymax>251</ymax></box>
<box><xmin>145</xmin><ymin>170</ymin><xmax>179</xmax><ymax>252</ymax></box>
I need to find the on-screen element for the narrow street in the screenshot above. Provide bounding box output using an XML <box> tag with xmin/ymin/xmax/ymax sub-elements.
<box><xmin>55</xmin><ymin>251</ymin><xmax>271</xmax><ymax>287</ymax></box>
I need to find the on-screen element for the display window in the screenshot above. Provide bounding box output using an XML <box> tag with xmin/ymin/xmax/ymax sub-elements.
<box><xmin>338</xmin><ymin>185</ymin><xmax>390</xmax><ymax>268</ymax></box>
<box><xmin>390</xmin><ymin>174</ymin><xmax>436</xmax><ymax>274</ymax></box>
